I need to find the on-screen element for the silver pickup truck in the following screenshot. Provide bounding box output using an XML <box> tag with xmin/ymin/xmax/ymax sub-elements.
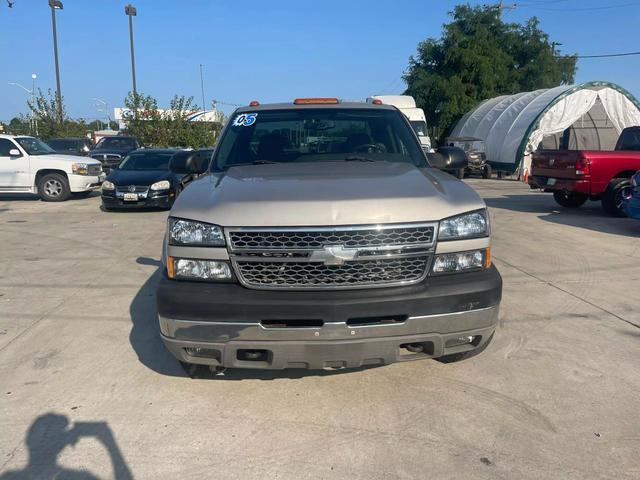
<box><xmin>157</xmin><ymin>98</ymin><xmax>502</xmax><ymax>371</ymax></box>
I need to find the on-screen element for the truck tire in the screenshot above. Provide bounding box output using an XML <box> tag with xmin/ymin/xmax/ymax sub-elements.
<box><xmin>455</xmin><ymin>168</ymin><xmax>465</xmax><ymax>179</ymax></box>
<box><xmin>437</xmin><ymin>333</ymin><xmax>494</xmax><ymax>364</ymax></box>
<box><xmin>482</xmin><ymin>164</ymin><xmax>492</xmax><ymax>179</ymax></box>
<box><xmin>37</xmin><ymin>173</ymin><xmax>71</xmax><ymax>202</ymax></box>
<box><xmin>553</xmin><ymin>191</ymin><xmax>588</xmax><ymax>208</ymax></box>
<box><xmin>601</xmin><ymin>178</ymin><xmax>631</xmax><ymax>217</ymax></box>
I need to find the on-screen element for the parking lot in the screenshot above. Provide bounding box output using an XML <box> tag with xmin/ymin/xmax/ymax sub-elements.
<box><xmin>1</xmin><ymin>179</ymin><xmax>639</xmax><ymax>479</ymax></box>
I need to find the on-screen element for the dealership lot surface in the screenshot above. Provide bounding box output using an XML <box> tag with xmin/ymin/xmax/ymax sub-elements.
<box><xmin>1</xmin><ymin>179</ymin><xmax>639</xmax><ymax>480</ymax></box>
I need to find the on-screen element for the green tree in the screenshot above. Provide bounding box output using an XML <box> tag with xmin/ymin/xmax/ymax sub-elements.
<box><xmin>403</xmin><ymin>4</ymin><xmax>577</xmax><ymax>141</ymax></box>
<box><xmin>26</xmin><ymin>88</ymin><xmax>90</xmax><ymax>139</ymax></box>
<box><xmin>7</xmin><ymin>116</ymin><xmax>31</xmax><ymax>135</ymax></box>
<box><xmin>122</xmin><ymin>92</ymin><xmax>222</xmax><ymax>148</ymax></box>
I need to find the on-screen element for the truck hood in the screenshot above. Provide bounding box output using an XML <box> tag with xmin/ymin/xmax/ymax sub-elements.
<box><xmin>171</xmin><ymin>162</ymin><xmax>485</xmax><ymax>227</ymax></box>
<box><xmin>33</xmin><ymin>154</ymin><xmax>101</xmax><ymax>167</ymax></box>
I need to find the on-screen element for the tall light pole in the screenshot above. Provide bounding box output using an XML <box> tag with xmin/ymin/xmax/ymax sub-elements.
<box><xmin>49</xmin><ymin>0</ymin><xmax>63</xmax><ymax>123</ymax></box>
<box><xmin>199</xmin><ymin>64</ymin><xmax>206</xmax><ymax>117</ymax></box>
<box><xmin>125</xmin><ymin>4</ymin><xmax>137</xmax><ymax>96</ymax></box>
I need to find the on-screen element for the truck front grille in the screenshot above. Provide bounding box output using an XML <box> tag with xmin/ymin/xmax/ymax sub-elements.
<box><xmin>226</xmin><ymin>224</ymin><xmax>436</xmax><ymax>290</ymax></box>
<box><xmin>228</xmin><ymin>225</ymin><xmax>434</xmax><ymax>251</ymax></box>
<box><xmin>235</xmin><ymin>256</ymin><xmax>430</xmax><ymax>288</ymax></box>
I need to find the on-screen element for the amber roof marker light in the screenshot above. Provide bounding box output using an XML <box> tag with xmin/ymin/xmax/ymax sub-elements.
<box><xmin>249</xmin><ymin>100</ymin><xmax>260</xmax><ymax>107</ymax></box>
<box><xmin>293</xmin><ymin>98</ymin><xmax>340</xmax><ymax>105</ymax></box>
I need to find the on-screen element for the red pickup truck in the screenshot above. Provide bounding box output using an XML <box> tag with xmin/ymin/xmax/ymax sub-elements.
<box><xmin>529</xmin><ymin>126</ymin><xmax>640</xmax><ymax>216</ymax></box>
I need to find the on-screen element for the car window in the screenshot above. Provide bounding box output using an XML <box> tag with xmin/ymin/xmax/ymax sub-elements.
<box><xmin>118</xmin><ymin>152</ymin><xmax>174</xmax><ymax>170</ymax></box>
<box><xmin>96</xmin><ymin>137</ymin><xmax>137</xmax><ymax>149</ymax></box>
<box><xmin>0</xmin><ymin>138</ymin><xmax>17</xmax><ymax>156</ymax></box>
<box><xmin>410</xmin><ymin>121</ymin><xmax>427</xmax><ymax>137</ymax></box>
<box><xmin>616</xmin><ymin>128</ymin><xmax>640</xmax><ymax>151</ymax></box>
<box><xmin>48</xmin><ymin>139</ymin><xmax>76</xmax><ymax>151</ymax></box>
<box><xmin>213</xmin><ymin>108</ymin><xmax>425</xmax><ymax>170</ymax></box>
<box><xmin>15</xmin><ymin>137</ymin><xmax>56</xmax><ymax>155</ymax></box>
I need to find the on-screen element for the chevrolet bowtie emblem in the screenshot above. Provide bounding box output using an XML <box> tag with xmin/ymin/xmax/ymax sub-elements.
<box><xmin>309</xmin><ymin>245</ymin><xmax>358</xmax><ymax>265</ymax></box>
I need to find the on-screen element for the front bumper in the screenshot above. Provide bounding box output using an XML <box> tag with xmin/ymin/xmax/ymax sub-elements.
<box><xmin>69</xmin><ymin>174</ymin><xmax>105</xmax><ymax>192</ymax></box>
<box><xmin>101</xmin><ymin>192</ymin><xmax>173</xmax><ymax>209</ymax></box>
<box><xmin>157</xmin><ymin>265</ymin><xmax>502</xmax><ymax>369</ymax></box>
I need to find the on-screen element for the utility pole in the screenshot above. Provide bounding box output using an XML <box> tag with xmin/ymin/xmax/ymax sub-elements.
<box><xmin>199</xmin><ymin>64</ymin><xmax>207</xmax><ymax>117</ymax></box>
<box><xmin>48</xmin><ymin>0</ymin><xmax>64</xmax><ymax>123</ymax></box>
<box><xmin>492</xmin><ymin>1</ymin><xmax>516</xmax><ymax>16</ymax></box>
<box><xmin>125</xmin><ymin>4</ymin><xmax>137</xmax><ymax>96</ymax></box>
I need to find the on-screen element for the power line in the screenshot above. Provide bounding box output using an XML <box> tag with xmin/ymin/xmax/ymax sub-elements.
<box><xmin>518</xmin><ymin>1</ymin><xmax>640</xmax><ymax>11</ymax></box>
<box><xmin>573</xmin><ymin>51</ymin><xmax>640</xmax><ymax>59</ymax></box>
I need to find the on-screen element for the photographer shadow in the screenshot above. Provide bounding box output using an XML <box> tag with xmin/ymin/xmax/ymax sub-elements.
<box><xmin>0</xmin><ymin>413</ymin><xmax>133</xmax><ymax>480</ymax></box>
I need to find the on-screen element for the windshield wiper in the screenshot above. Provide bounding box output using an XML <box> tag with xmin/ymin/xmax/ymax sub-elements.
<box><xmin>344</xmin><ymin>156</ymin><xmax>377</xmax><ymax>162</ymax></box>
<box><xmin>224</xmin><ymin>160</ymin><xmax>280</xmax><ymax>169</ymax></box>
<box><xmin>253</xmin><ymin>160</ymin><xmax>280</xmax><ymax>164</ymax></box>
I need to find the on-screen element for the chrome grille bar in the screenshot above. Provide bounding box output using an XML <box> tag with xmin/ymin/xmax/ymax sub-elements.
<box><xmin>226</xmin><ymin>223</ymin><xmax>436</xmax><ymax>290</ymax></box>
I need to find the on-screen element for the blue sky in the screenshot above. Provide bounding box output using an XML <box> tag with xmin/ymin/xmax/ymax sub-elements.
<box><xmin>1</xmin><ymin>0</ymin><xmax>639</xmax><ymax>122</ymax></box>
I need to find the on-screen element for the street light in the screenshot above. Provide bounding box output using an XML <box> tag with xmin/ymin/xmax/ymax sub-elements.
<box><xmin>48</xmin><ymin>0</ymin><xmax>63</xmax><ymax>123</ymax></box>
<box><xmin>124</xmin><ymin>4</ymin><xmax>137</xmax><ymax>96</ymax></box>
<box><xmin>8</xmin><ymin>79</ymin><xmax>38</xmax><ymax>135</ymax></box>
<box><xmin>92</xmin><ymin>98</ymin><xmax>111</xmax><ymax>130</ymax></box>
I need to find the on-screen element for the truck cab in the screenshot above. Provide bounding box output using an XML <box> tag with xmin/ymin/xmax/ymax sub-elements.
<box><xmin>0</xmin><ymin>135</ymin><xmax>104</xmax><ymax>201</ymax></box>
<box><xmin>157</xmin><ymin>98</ymin><xmax>501</xmax><ymax>371</ymax></box>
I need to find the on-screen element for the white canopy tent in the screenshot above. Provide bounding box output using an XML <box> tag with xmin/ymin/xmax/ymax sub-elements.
<box><xmin>449</xmin><ymin>81</ymin><xmax>640</xmax><ymax>176</ymax></box>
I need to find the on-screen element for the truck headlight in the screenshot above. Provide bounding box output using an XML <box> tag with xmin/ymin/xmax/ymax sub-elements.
<box><xmin>150</xmin><ymin>180</ymin><xmax>171</xmax><ymax>191</ymax></box>
<box><xmin>432</xmin><ymin>248</ymin><xmax>490</xmax><ymax>275</ymax></box>
<box><xmin>438</xmin><ymin>209</ymin><xmax>489</xmax><ymax>240</ymax></box>
<box><xmin>168</xmin><ymin>257</ymin><xmax>232</xmax><ymax>281</ymax></box>
<box><xmin>102</xmin><ymin>180</ymin><xmax>115</xmax><ymax>190</ymax></box>
<box><xmin>72</xmin><ymin>163</ymin><xmax>89</xmax><ymax>175</ymax></box>
<box><xmin>168</xmin><ymin>218</ymin><xmax>225</xmax><ymax>246</ymax></box>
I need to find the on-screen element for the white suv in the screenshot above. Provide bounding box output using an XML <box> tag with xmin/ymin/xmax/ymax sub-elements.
<box><xmin>0</xmin><ymin>135</ymin><xmax>105</xmax><ymax>201</ymax></box>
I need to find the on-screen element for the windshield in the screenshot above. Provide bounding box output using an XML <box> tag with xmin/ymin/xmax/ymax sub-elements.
<box><xmin>410</xmin><ymin>121</ymin><xmax>427</xmax><ymax>137</ymax></box>
<box><xmin>95</xmin><ymin>137</ymin><xmax>137</xmax><ymax>150</ymax></box>
<box><xmin>16</xmin><ymin>137</ymin><xmax>56</xmax><ymax>155</ymax></box>
<box><xmin>48</xmin><ymin>139</ymin><xmax>79</xmax><ymax>151</ymax></box>
<box><xmin>213</xmin><ymin>108</ymin><xmax>426</xmax><ymax>170</ymax></box>
<box><xmin>118</xmin><ymin>152</ymin><xmax>174</xmax><ymax>171</ymax></box>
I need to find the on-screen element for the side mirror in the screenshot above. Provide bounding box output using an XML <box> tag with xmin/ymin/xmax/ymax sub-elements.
<box><xmin>169</xmin><ymin>151</ymin><xmax>207</xmax><ymax>175</ymax></box>
<box><xmin>428</xmin><ymin>146</ymin><xmax>468</xmax><ymax>171</ymax></box>
<box><xmin>9</xmin><ymin>149</ymin><xmax>22</xmax><ymax>157</ymax></box>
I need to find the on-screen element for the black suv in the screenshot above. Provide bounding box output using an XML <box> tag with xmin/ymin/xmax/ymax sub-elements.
<box><xmin>47</xmin><ymin>137</ymin><xmax>93</xmax><ymax>156</ymax></box>
<box><xmin>90</xmin><ymin>136</ymin><xmax>142</xmax><ymax>172</ymax></box>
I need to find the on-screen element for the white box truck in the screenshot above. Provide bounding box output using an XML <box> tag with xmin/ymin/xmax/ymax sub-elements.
<box><xmin>367</xmin><ymin>95</ymin><xmax>433</xmax><ymax>153</ymax></box>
